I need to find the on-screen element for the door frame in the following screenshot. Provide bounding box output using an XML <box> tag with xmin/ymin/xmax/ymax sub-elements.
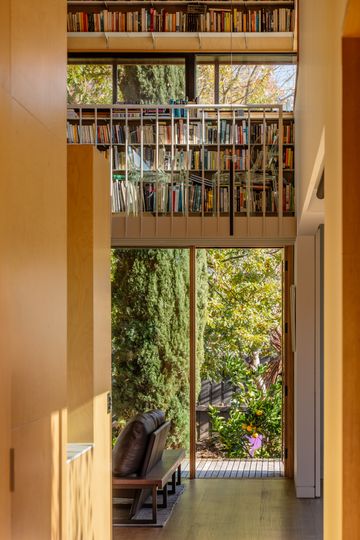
<box><xmin>111</xmin><ymin>243</ymin><xmax>295</xmax><ymax>479</ymax></box>
<box><xmin>189</xmin><ymin>245</ymin><xmax>295</xmax><ymax>478</ymax></box>
<box><xmin>283</xmin><ymin>245</ymin><xmax>294</xmax><ymax>478</ymax></box>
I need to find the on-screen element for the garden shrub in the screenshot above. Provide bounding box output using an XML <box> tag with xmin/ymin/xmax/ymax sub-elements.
<box><xmin>209</xmin><ymin>359</ymin><xmax>282</xmax><ymax>458</ymax></box>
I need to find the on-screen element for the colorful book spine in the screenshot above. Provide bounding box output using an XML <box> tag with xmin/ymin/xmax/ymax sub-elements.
<box><xmin>67</xmin><ymin>7</ymin><xmax>295</xmax><ymax>33</ymax></box>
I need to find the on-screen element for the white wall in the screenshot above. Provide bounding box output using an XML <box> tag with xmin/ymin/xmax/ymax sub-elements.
<box><xmin>294</xmin><ymin>235</ymin><xmax>316</xmax><ymax>497</ymax></box>
<box><xmin>295</xmin><ymin>0</ymin><xmax>327</xmax><ymax>234</ymax></box>
<box><xmin>315</xmin><ymin>225</ymin><xmax>324</xmax><ymax>496</ymax></box>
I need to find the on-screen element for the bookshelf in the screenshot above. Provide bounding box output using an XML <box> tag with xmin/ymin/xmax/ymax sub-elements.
<box><xmin>67</xmin><ymin>103</ymin><xmax>296</xmax><ymax>241</ymax></box>
<box><xmin>67</xmin><ymin>0</ymin><xmax>297</xmax><ymax>53</ymax></box>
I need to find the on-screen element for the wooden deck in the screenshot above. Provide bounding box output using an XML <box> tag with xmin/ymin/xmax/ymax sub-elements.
<box><xmin>182</xmin><ymin>458</ymin><xmax>284</xmax><ymax>479</ymax></box>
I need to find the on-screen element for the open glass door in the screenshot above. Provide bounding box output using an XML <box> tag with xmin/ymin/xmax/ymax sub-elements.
<box><xmin>187</xmin><ymin>248</ymin><xmax>286</xmax><ymax>479</ymax></box>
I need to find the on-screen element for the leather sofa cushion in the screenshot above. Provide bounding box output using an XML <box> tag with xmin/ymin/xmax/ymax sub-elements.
<box><xmin>112</xmin><ymin>410</ymin><xmax>165</xmax><ymax>477</ymax></box>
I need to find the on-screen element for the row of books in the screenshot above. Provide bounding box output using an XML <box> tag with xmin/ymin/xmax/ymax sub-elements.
<box><xmin>111</xmin><ymin>178</ymin><xmax>294</xmax><ymax>214</ymax></box>
<box><xmin>67</xmin><ymin>120</ymin><xmax>294</xmax><ymax>146</ymax></box>
<box><xmin>251</xmin><ymin>123</ymin><xmax>282</xmax><ymax>145</ymax></box>
<box><xmin>67</xmin><ymin>7</ymin><xmax>295</xmax><ymax>33</ymax></box>
<box><xmin>144</xmin><ymin>182</ymin><xmax>215</xmax><ymax>213</ymax></box>
<box><xmin>112</xmin><ymin>147</ymin><xmax>295</xmax><ymax>172</ymax></box>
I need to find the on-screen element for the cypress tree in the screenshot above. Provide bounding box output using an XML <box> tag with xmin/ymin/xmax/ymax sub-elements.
<box><xmin>112</xmin><ymin>248</ymin><xmax>207</xmax><ymax>448</ymax></box>
<box><xmin>118</xmin><ymin>65</ymin><xmax>185</xmax><ymax>103</ymax></box>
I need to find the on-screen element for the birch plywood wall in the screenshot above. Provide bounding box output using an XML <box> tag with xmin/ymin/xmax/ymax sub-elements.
<box><xmin>0</xmin><ymin>0</ymin><xmax>67</xmax><ymax>538</ymax></box>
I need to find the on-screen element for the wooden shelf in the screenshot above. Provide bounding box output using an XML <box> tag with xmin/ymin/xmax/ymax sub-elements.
<box><xmin>111</xmin><ymin>214</ymin><xmax>297</xmax><ymax>245</ymax></box>
<box><xmin>68</xmin><ymin>104</ymin><xmax>295</xmax><ymax>222</ymax></box>
<box><xmin>68</xmin><ymin>31</ymin><xmax>295</xmax><ymax>53</ymax></box>
<box><xmin>68</xmin><ymin>1</ymin><xmax>294</xmax><ymax>5</ymax></box>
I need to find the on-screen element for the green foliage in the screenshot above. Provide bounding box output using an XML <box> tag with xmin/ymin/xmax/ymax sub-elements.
<box><xmin>204</xmin><ymin>248</ymin><xmax>282</xmax><ymax>459</ymax></box>
<box><xmin>118</xmin><ymin>65</ymin><xmax>185</xmax><ymax>103</ymax></box>
<box><xmin>67</xmin><ymin>64</ymin><xmax>113</xmax><ymax>104</ymax></box>
<box><xmin>202</xmin><ymin>248</ymin><xmax>282</xmax><ymax>381</ymax></box>
<box><xmin>197</xmin><ymin>64</ymin><xmax>296</xmax><ymax>110</ymax></box>
<box><xmin>67</xmin><ymin>63</ymin><xmax>185</xmax><ymax>106</ymax></box>
<box><xmin>111</xmin><ymin>248</ymin><xmax>207</xmax><ymax>449</ymax></box>
<box><xmin>209</xmin><ymin>360</ymin><xmax>282</xmax><ymax>458</ymax></box>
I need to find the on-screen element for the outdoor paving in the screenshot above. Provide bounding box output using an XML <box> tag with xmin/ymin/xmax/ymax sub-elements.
<box><xmin>182</xmin><ymin>458</ymin><xmax>284</xmax><ymax>479</ymax></box>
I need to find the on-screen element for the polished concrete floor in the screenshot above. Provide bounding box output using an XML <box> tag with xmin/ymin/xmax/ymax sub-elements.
<box><xmin>113</xmin><ymin>479</ymin><xmax>323</xmax><ymax>540</ymax></box>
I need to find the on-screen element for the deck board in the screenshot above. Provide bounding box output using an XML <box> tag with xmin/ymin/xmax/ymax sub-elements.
<box><xmin>182</xmin><ymin>458</ymin><xmax>284</xmax><ymax>479</ymax></box>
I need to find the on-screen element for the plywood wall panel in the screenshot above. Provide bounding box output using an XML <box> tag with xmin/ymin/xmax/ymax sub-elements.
<box><xmin>342</xmin><ymin>30</ymin><xmax>360</xmax><ymax>540</ymax></box>
<box><xmin>92</xmin><ymin>151</ymin><xmax>112</xmax><ymax>538</ymax></box>
<box><xmin>0</xmin><ymin>0</ymin><xmax>67</xmax><ymax>537</ymax></box>
<box><xmin>323</xmin><ymin>0</ymin><xmax>347</xmax><ymax>537</ymax></box>
<box><xmin>67</xmin><ymin>451</ymin><xmax>94</xmax><ymax>540</ymax></box>
<box><xmin>67</xmin><ymin>146</ymin><xmax>111</xmax><ymax>539</ymax></box>
<box><xmin>67</xmin><ymin>147</ymin><xmax>94</xmax><ymax>443</ymax></box>
<box><xmin>0</xmin><ymin>365</ymin><xmax>11</xmax><ymax>540</ymax></box>
<box><xmin>12</xmin><ymin>414</ymin><xmax>61</xmax><ymax>540</ymax></box>
<box><xmin>93</xmin><ymin>393</ymin><xmax>111</xmax><ymax>539</ymax></box>
<box><xmin>9</xmin><ymin>101</ymin><xmax>67</xmax><ymax>428</ymax></box>
<box><xmin>0</xmin><ymin>0</ymin><xmax>10</xmax><ymax>92</ymax></box>
<box><xmin>93</xmin><ymin>150</ymin><xmax>111</xmax><ymax>396</ymax></box>
<box><xmin>0</xmin><ymin>85</ymin><xmax>15</xmax><ymax>540</ymax></box>
<box><xmin>10</xmin><ymin>0</ymin><xmax>67</xmax><ymax>137</ymax></box>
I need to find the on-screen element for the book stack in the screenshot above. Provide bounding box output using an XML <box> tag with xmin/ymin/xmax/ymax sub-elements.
<box><xmin>205</xmin><ymin>123</ymin><xmax>218</xmax><ymax>144</ymax></box>
<box><xmin>159</xmin><ymin>123</ymin><xmax>172</xmax><ymax>145</ymax></box>
<box><xmin>67</xmin><ymin>123</ymin><xmax>79</xmax><ymax>144</ymax></box>
<box><xmin>158</xmin><ymin>149</ymin><xmax>172</xmax><ymax>170</ymax></box>
<box><xmin>234</xmin><ymin>148</ymin><xmax>248</xmax><ymax>170</ymax></box>
<box><xmin>189</xmin><ymin>123</ymin><xmax>202</xmax><ymax>144</ymax></box>
<box><xmin>232</xmin><ymin>8</ymin><xmax>294</xmax><ymax>33</ymax></box>
<box><xmin>143</xmin><ymin>124</ymin><xmax>156</xmax><ymax>144</ymax></box>
<box><xmin>143</xmin><ymin>147</ymin><xmax>156</xmax><ymax>170</ymax></box>
<box><xmin>219</xmin><ymin>186</ymin><xmax>229</xmax><ymax>212</ymax></box>
<box><xmin>234</xmin><ymin>121</ymin><xmax>248</xmax><ymax>145</ymax></box>
<box><xmin>67</xmin><ymin>7</ymin><xmax>295</xmax><ymax>33</ymax></box>
<box><xmin>267</xmin><ymin>123</ymin><xmax>278</xmax><ymax>144</ymax></box>
<box><xmin>97</xmin><ymin>124</ymin><xmax>111</xmax><ymax>144</ymax></box>
<box><xmin>220</xmin><ymin>120</ymin><xmax>233</xmax><ymax>144</ymax></box>
<box><xmin>129</xmin><ymin>126</ymin><xmax>141</xmax><ymax>144</ymax></box>
<box><xmin>112</xmin><ymin>175</ymin><xmax>139</xmax><ymax>214</ymax></box>
<box><xmin>174</xmin><ymin>119</ymin><xmax>186</xmax><ymax>145</ymax></box>
<box><xmin>235</xmin><ymin>184</ymin><xmax>248</xmax><ymax>213</ymax></box>
<box><xmin>80</xmin><ymin>124</ymin><xmax>95</xmax><ymax>144</ymax></box>
<box><xmin>112</xmin><ymin>124</ymin><xmax>125</xmax><ymax>144</ymax></box>
<box><xmin>283</xmin><ymin>123</ymin><xmax>294</xmax><ymax>144</ymax></box>
<box><xmin>250</xmin><ymin>123</ymin><xmax>264</xmax><ymax>144</ymax></box>
<box><xmin>283</xmin><ymin>147</ymin><xmax>294</xmax><ymax>169</ymax></box>
<box><xmin>283</xmin><ymin>183</ymin><xmax>295</xmax><ymax>212</ymax></box>
<box><xmin>113</xmin><ymin>148</ymin><xmax>126</xmax><ymax>170</ymax></box>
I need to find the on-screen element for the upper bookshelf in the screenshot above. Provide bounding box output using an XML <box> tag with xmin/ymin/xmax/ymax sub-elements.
<box><xmin>67</xmin><ymin>0</ymin><xmax>297</xmax><ymax>53</ymax></box>
<box><xmin>67</xmin><ymin>103</ymin><xmax>296</xmax><ymax>242</ymax></box>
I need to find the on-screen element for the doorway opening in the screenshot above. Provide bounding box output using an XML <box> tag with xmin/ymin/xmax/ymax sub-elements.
<box><xmin>111</xmin><ymin>246</ymin><xmax>292</xmax><ymax>483</ymax></box>
<box><xmin>187</xmin><ymin>247</ymin><xmax>285</xmax><ymax>479</ymax></box>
